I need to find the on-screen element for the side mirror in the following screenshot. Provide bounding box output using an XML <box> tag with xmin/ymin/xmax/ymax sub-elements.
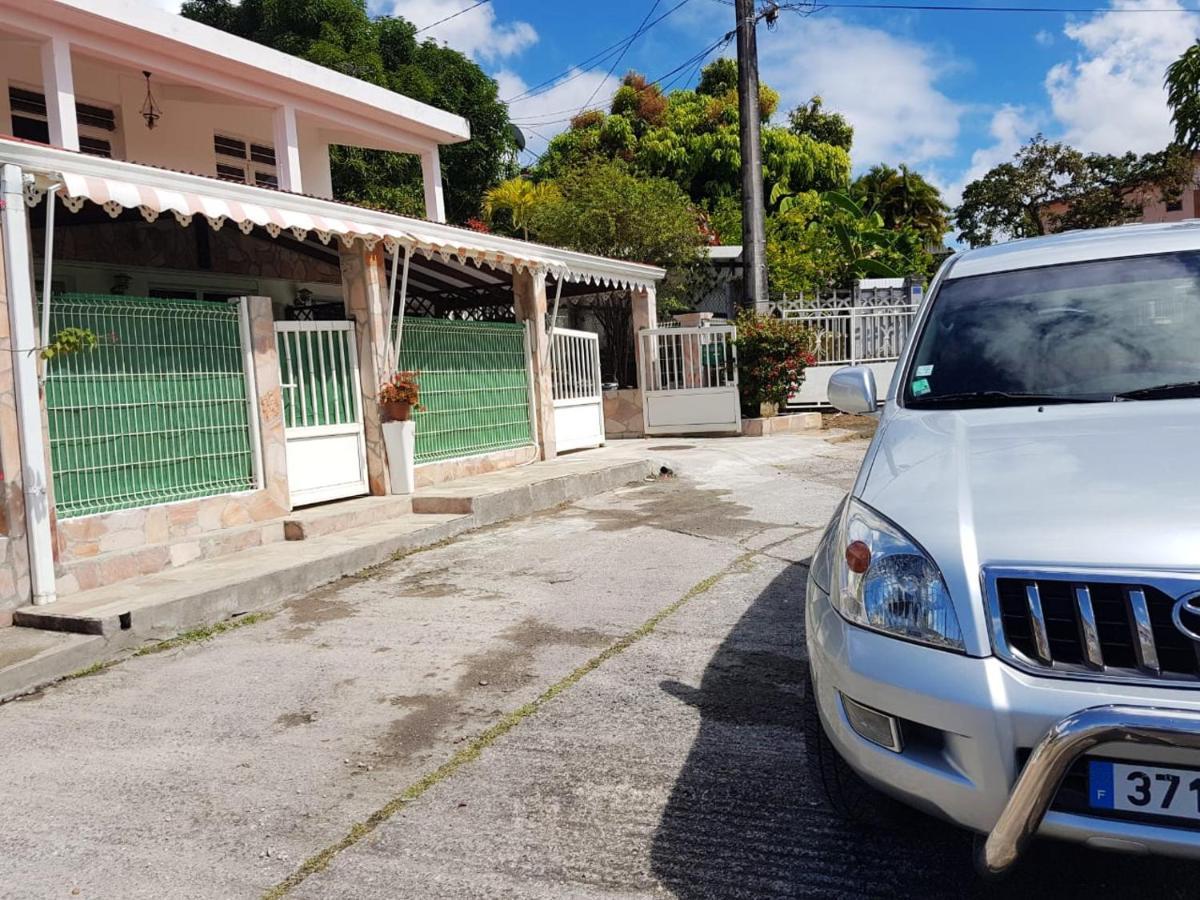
<box><xmin>828</xmin><ymin>366</ymin><xmax>878</xmax><ymax>415</ymax></box>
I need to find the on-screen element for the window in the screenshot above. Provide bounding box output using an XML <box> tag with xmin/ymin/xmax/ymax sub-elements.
<box><xmin>1167</xmin><ymin>197</ymin><xmax>1184</xmax><ymax>213</ymax></box>
<box><xmin>213</xmin><ymin>133</ymin><xmax>278</xmax><ymax>188</ymax></box>
<box><xmin>8</xmin><ymin>86</ymin><xmax>117</xmax><ymax>158</ymax></box>
<box><xmin>904</xmin><ymin>252</ymin><xmax>1200</xmax><ymax>407</ymax></box>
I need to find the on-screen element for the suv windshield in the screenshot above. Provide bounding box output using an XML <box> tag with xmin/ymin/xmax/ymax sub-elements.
<box><xmin>905</xmin><ymin>250</ymin><xmax>1200</xmax><ymax>408</ymax></box>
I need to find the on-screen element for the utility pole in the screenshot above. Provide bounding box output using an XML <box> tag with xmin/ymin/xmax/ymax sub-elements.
<box><xmin>735</xmin><ymin>0</ymin><xmax>769</xmax><ymax>312</ymax></box>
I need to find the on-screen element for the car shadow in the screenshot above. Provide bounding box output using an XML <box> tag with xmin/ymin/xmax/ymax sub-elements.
<box><xmin>649</xmin><ymin>559</ymin><xmax>1200</xmax><ymax>898</ymax></box>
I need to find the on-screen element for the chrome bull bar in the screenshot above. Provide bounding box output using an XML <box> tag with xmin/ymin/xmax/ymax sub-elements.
<box><xmin>981</xmin><ymin>705</ymin><xmax>1200</xmax><ymax>875</ymax></box>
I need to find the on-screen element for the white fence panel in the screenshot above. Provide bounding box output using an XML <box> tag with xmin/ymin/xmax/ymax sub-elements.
<box><xmin>550</xmin><ymin>327</ymin><xmax>605</xmax><ymax>453</ymax></box>
<box><xmin>785</xmin><ymin>304</ymin><xmax>918</xmax><ymax>408</ymax></box>
<box><xmin>640</xmin><ymin>324</ymin><xmax>740</xmax><ymax>435</ymax></box>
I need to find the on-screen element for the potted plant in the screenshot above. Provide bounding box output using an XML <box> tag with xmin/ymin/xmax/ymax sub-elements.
<box><xmin>379</xmin><ymin>371</ymin><xmax>421</xmax><ymax>494</ymax></box>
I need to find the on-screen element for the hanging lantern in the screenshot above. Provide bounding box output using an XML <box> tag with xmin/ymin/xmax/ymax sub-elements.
<box><xmin>140</xmin><ymin>71</ymin><xmax>162</xmax><ymax>130</ymax></box>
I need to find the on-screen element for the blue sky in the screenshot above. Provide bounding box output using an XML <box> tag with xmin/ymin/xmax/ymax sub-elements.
<box><xmin>376</xmin><ymin>0</ymin><xmax>1200</xmax><ymax>205</ymax></box>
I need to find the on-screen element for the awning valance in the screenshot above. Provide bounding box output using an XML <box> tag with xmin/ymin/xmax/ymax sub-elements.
<box><xmin>6</xmin><ymin>139</ymin><xmax>665</xmax><ymax>292</ymax></box>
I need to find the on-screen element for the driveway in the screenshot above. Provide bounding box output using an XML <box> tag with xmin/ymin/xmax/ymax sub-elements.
<box><xmin>1</xmin><ymin>432</ymin><xmax>1197</xmax><ymax>898</ymax></box>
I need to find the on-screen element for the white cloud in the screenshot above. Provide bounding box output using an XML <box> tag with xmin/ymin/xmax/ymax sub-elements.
<box><xmin>756</xmin><ymin>17</ymin><xmax>963</xmax><ymax>169</ymax></box>
<box><xmin>384</xmin><ymin>0</ymin><xmax>537</xmax><ymax>63</ymax></box>
<box><xmin>1045</xmin><ymin>0</ymin><xmax>1200</xmax><ymax>154</ymax></box>
<box><xmin>496</xmin><ymin>68</ymin><xmax>623</xmax><ymax>160</ymax></box>
<box><xmin>934</xmin><ymin>104</ymin><xmax>1038</xmax><ymax>209</ymax></box>
<box><xmin>1034</xmin><ymin>29</ymin><xmax>1055</xmax><ymax>47</ymax></box>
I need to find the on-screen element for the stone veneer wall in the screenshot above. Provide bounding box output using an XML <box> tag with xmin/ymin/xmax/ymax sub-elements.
<box><xmin>414</xmin><ymin>444</ymin><xmax>539</xmax><ymax>489</ymax></box>
<box><xmin>603</xmin><ymin>388</ymin><xmax>644</xmax><ymax>439</ymax></box>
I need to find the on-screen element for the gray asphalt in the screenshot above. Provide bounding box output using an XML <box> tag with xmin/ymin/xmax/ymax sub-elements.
<box><xmin>3</xmin><ymin>432</ymin><xmax>1199</xmax><ymax>898</ymax></box>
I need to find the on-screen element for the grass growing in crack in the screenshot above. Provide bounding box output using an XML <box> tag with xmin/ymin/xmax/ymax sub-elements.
<box><xmin>61</xmin><ymin>659</ymin><xmax>118</xmax><ymax>681</ymax></box>
<box><xmin>262</xmin><ymin>550</ymin><xmax>755</xmax><ymax>899</ymax></box>
<box><xmin>131</xmin><ymin>612</ymin><xmax>271</xmax><ymax>657</ymax></box>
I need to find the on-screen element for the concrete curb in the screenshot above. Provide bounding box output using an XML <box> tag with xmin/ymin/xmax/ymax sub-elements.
<box><xmin>1</xmin><ymin>457</ymin><xmax>661</xmax><ymax>702</ymax></box>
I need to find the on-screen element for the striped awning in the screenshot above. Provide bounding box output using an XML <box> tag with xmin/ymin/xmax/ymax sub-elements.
<box><xmin>7</xmin><ymin>138</ymin><xmax>664</xmax><ymax>291</ymax></box>
<box><xmin>26</xmin><ymin>169</ymin><xmax>566</xmax><ymax>280</ymax></box>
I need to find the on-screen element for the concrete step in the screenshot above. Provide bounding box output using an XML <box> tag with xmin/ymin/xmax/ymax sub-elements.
<box><xmin>284</xmin><ymin>495</ymin><xmax>414</xmax><ymax>541</ymax></box>
<box><xmin>412</xmin><ymin>457</ymin><xmax>660</xmax><ymax>525</ymax></box>
<box><xmin>15</xmin><ymin>512</ymin><xmax>471</xmax><ymax>637</ymax></box>
<box><xmin>57</xmin><ymin>519</ymin><xmax>287</xmax><ymax>598</ymax></box>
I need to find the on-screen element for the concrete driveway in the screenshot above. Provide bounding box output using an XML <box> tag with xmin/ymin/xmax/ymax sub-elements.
<box><xmin>2</xmin><ymin>432</ymin><xmax>1197</xmax><ymax>898</ymax></box>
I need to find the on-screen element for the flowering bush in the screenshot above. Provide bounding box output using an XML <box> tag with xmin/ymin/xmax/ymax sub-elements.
<box><xmin>732</xmin><ymin>311</ymin><xmax>816</xmax><ymax>414</ymax></box>
<box><xmin>379</xmin><ymin>370</ymin><xmax>421</xmax><ymax>408</ymax></box>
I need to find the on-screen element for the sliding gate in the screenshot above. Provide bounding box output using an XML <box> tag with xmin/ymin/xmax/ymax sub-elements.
<box><xmin>275</xmin><ymin>321</ymin><xmax>369</xmax><ymax>506</ymax></box>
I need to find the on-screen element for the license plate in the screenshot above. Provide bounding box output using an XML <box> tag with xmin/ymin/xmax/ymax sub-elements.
<box><xmin>1089</xmin><ymin>760</ymin><xmax>1200</xmax><ymax>821</ymax></box>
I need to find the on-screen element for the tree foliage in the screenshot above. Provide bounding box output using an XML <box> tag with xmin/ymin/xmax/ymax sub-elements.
<box><xmin>180</xmin><ymin>0</ymin><xmax>517</xmax><ymax>222</ymax></box>
<box><xmin>851</xmin><ymin>164</ymin><xmax>949</xmax><ymax>246</ymax></box>
<box><xmin>767</xmin><ymin>191</ymin><xmax>933</xmax><ymax>297</ymax></box>
<box><xmin>1166</xmin><ymin>40</ymin><xmax>1200</xmax><ymax>150</ymax></box>
<box><xmin>531</xmin><ymin>61</ymin><xmax>849</xmax><ymax>229</ymax></box>
<box><xmin>525</xmin><ymin>162</ymin><xmax>704</xmax><ymax>273</ymax></box>
<box><xmin>955</xmin><ymin>136</ymin><xmax>1193</xmax><ymax>248</ymax></box>
<box><xmin>788</xmin><ymin>96</ymin><xmax>854</xmax><ymax>152</ymax></box>
<box><xmin>482</xmin><ymin>178</ymin><xmax>560</xmax><ymax>240</ymax></box>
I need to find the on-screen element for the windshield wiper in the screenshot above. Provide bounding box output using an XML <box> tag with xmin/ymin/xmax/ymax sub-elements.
<box><xmin>908</xmin><ymin>390</ymin><xmax>1105</xmax><ymax>409</ymax></box>
<box><xmin>1114</xmin><ymin>380</ymin><xmax>1200</xmax><ymax>401</ymax></box>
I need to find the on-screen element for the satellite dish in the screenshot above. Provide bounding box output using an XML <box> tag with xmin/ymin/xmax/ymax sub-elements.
<box><xmin>508</xmin><ymin>123</ymin><xmax>526</xmax><ymax>152</ymax></box>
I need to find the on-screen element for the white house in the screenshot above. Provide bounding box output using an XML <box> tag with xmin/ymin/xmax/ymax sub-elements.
<box><xmin>0</xmin><ymin>0</ymin><xmax>663</xmax><ymax>623</ymax></box>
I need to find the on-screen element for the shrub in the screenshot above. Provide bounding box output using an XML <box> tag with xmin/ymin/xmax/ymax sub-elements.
<box><xmin>733</xmin><ymin>311</ymin><xmax>815</xmax><ymax>414</ymax></box>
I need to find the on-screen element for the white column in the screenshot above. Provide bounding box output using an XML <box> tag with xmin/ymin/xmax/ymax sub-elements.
<box><xmin>272</xmin><ymin>104</ymin><xmax>303</xmax><ymax>194</ymax></box>
<box><xmin>40</xmin><ymin>37</ymin><xmax>79</xmax><ymax>152</ymax></box>
<box><xmin>420</xmin><ymin>145</ymin><xmax>446</xmax><ymax>223</ymax></box>
<box><xmin>1</xmin><ymin>165</ymin><xmax>57</xmax><ymax>605</ymax></box>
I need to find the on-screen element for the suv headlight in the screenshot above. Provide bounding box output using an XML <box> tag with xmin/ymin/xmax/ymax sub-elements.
<box><xmin>832</xmin><ymin>498</ymin><xmax>964</xmax><ymax>652</ymax></box>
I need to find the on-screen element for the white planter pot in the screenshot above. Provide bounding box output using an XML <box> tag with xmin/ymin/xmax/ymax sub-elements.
<box><xmin>382</xmin><ymin>420</ymin><xmax>416</xmax><ymax>495</ymax></box>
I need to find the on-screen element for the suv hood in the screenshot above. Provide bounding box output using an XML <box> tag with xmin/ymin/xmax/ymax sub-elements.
<box><xmin>859</xmin><ymin>401</ymin><xmax>1200</xmax><ymax>653</ymax></box>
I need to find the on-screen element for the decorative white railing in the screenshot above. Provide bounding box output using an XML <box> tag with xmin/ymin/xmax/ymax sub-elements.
<box><xmin>551</xmin><ymin>327</ymin><xmax>601</xmax><ymax>404</ymax></box>
<box><xmin>785</xmin><ymin>304</ymin><xmax>919</xmax><ymax>366</ymax></box>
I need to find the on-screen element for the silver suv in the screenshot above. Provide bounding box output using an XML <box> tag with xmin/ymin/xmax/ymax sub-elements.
<box><xmin>805</xmin><ymin>222</ymin><xmax>1200</xmax><ymax>874</ymax></box>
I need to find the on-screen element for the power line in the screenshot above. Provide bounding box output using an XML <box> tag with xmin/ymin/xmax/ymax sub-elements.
<box><xmin>572</xmin><ymin>0</ymin><xmax>665</xmax><ymax>120</ymax></box>
<box><xmin>770</xmin><ymin>1</ymin><xmax>1197</xmax><ymax>12</ymax></box>
<box><xmin>414</xmin><ymin>0</ymin><xmax>491</xmax><ymax>35</ymax></box>
<box><xmin>508</xmin><ymin>33</ymin><xmax>734</xmax><ymax>127</ymax></box>
<box><xmin>502</xmin><ymin>0</ymin><xmax>696</xmax><ymax>104</ymax></box>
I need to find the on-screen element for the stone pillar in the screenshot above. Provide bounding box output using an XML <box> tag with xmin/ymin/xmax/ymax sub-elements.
<box><xmin>339</xmin><ymin>243</ymin><xmax>392</xmax><ymax>494</ymax></box>
<box><xmin>512</xmin><ymin>268</ymin><xmax>556</xmax><ymax>461</ymax></box>
<box><xmin>631</xmin><ymin>285</ymin><xmax>658</xmax><ymax>393</ymax></box>
<box><xmin>243</xmin><ymin>296</ymin><xmax>290</xmax><ymax>514</ymax></box>
<box><xmin>0</xmin><ymin>217</ymin><xmax>32</xmax><ymax>619</ymax></box>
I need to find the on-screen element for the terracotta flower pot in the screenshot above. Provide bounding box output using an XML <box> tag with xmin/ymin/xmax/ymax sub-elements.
<box><xmin>381</xmin><ymin>399</ymin><xmax>412</xmax><ymax>423</ymax></box>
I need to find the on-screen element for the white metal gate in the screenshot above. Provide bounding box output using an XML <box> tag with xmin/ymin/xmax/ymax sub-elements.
<box><xmin>639</xmin><ymin>324</ymin><xmax>740</xmax><ymax>435</ymax></box>
<box><xmin>550</xmin><ymin>327</ymin><xmax>605</xmax><ymax>453</ymax></box>
<box><xmin>785</xmin><ymin>304</ymin><xmax>918</xmax><ymax>407</ymax></box>
<box><xmin>275</xmin><ymin>321</ymin><xmax>369</xmax><ymax>506</ymax></box>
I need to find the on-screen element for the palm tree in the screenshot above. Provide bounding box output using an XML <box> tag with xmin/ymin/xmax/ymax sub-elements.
<box><xmin>1166</xmin><ymin>41</ymin><xmax>1200</xmax><ymax>150</ymax></box>
<box><xmin>851</xmin><ymin>164</ymin><xmax>950</xmax><ymax>246</ymax></box>
<box><xmin>482</xmin><ymin>178</ymin><xmax>559</xmax><ymax>240</ymax></box>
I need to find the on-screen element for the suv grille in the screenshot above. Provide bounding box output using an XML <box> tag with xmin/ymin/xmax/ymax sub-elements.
<box><xmin>987</xmin><ymin>569</ymin><xmax>1200</xmax><ymax>685</ymax></box>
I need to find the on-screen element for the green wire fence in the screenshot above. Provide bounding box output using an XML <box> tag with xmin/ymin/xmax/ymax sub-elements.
<box><xmin>396</xmin><ymin>318</ymin><xmax>534</xmax><ymax>464</ymax></box>
<box><xmin>43</xmin><ymin>294</ymin><xmax>255</xmax><ymax>519</ymax></box>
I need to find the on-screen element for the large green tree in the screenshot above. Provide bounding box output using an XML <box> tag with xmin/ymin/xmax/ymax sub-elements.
<box><xmin>180</xmin><ymin>0</ymin><xmax>517</xmax><ymax>222</ymax></box>
<box><xmin>852</xmin><ymin>164</ymin><xmax>949</xmax><ymax>246</ymax></box>
<box><xmin>531</xmin><ymin>62</ymin><xmax>850</xmax><ymax>236</ymax></box>
<box><xmin>955</xmin><ymin>136</ymin><xmax>1193</xmax><ymax>248</ymax></box>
